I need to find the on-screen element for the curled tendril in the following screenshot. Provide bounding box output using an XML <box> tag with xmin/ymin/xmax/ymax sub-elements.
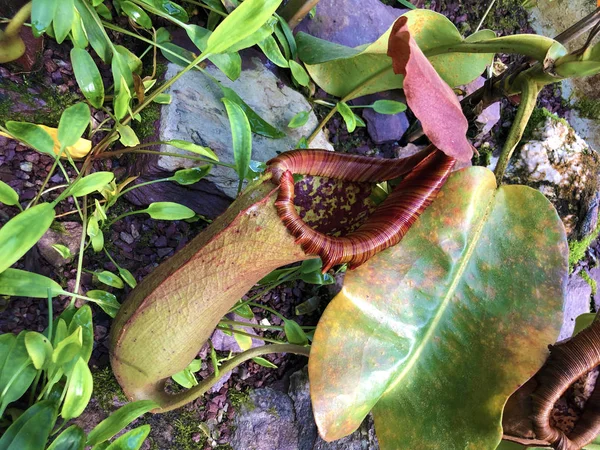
<box><xmin>267</xmin><ymin>146</ymin><xmax>456</xmax><ymax>273</ymax></box>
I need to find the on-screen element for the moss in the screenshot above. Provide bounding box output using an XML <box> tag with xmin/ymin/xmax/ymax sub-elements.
<box><xmin>173</xmin><ymin>409</ymin><xmax>206</xmax><ymax>450</ymax></box>
<box><xmin>569</xmin><ymin>223</ymin><xmax>600</xmax><ymax>272</ymax></box>
<box><xmin>574</xmin><ymin>98</ymin><xmax>600</xmax><ymax>121</ymax></box>
<box><xmin>580</xmin><ymin>271</ymin><xmax>597</xmax><ymax>295</ymax></box>
<box><xmin>228</xmin><ymin>389</ymin><xmax>253</xmax><ymax>411</ymax></box>
<box><xmin>92</xmin><ymin>367</ymin><xmax>127</xmax><ymax>412</ymax></box>
<box><xmin>522</xmin><ymin>107</ymin><xmax>569</xmax><ymax>141</ymax></box>
<box><xmin>0</xmin><ymin>78</ymin><xmax>78</xmax><ymax>126</ymax></box>
<box><xmin>472</xmin><ymin>143</ymin><xmax>492</xmax><ymax>167</ymax></box>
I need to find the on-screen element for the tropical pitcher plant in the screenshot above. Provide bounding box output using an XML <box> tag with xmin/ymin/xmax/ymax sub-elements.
<box><xmin>108</xmin><ymin>7</ymin><xmax>600</xmax><ymax>450</ymax></box>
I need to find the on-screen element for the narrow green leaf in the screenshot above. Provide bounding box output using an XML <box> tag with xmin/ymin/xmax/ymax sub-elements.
<box><xmin>96</xmin><ymin>271</ymin><xmax>125</xmax><ymax>289</ymax></box>
<box><xmin>226</xmin><ymin>19</ymin><xmax>276</xmax><ymax>53</ymax></box>
<box><xmin>71</xmin><ymin>48</ymin><xmax>105</xmax><ymax>108</ymax></box>
<box><xmin>68</xmin><ymin>305</ymin><xmax>94</xmax><ymax>363</ymax></box>
<box><xmin>252</xmin><ymin>357</ymin><xmax>277</xmax><ymax>368</ymax></box>
<box><xmin>0</xmin><ymin>180</ymin><xmax>19</xmax><ymax>206</ymax></box>
<box><xmin>0</xmin><ymin>401</ymin><xmax>57</xmax><ymax>450</ymax></box>
<box><xmin>118</xmin><ymin>125</ymin><xmax>140</xmax><ymax>147</ymax></box>
<box><xmin>164</xmin><ymin>140</ymin><xmax>219</xmax><ymax>161</ymax></box>
<box><xmin>70</xmin><ymin>172</ymin><xmax>115</xmax><ymax>197</ymax></box>
<box><xmin>86</xmin><ymin>290</ymin><xmax>121</xmax><ymax>318</ymax></box>
<box><xmin>354</xmin><ymin>113</ymin><xmax>366</xmax><ymax>127</ymax></box>
<box><xmin>31</xmin><ymin>0</ymin><xmax>58</xmax><ymax>37</ymax></box>
<box><xmin>171</xmin><ymin>166</ymin><xmax>212</xmax><ymax>185</ymax></box>
<box><xmin>54</xmin><ymin>0</ymin><xmax>75</xmax><ymax>43</ymax></box>
<box><xmin>288</xmin><ymin>111</ymin><xmax>310</xmax><ymax>128</ymax></box>
<box><xmin>121</xmin><ymin>1</ymin><xmax>152</xmax><ymax>29</ymax></box>
<box><xmin>143</xmin><ymin>202</ymin><xmax>196</xmax><ymax>220</ymax></box>
<box><xmin>95</xmin><ymin>3</ymin><xmax>112</xmax><ymax>20</ymax></box>
<box><xmin>47</xmin><ymin>425</ymin><xmax>86</xmax><ymax>450</ymax></box>
<box><xmin>71</xmin><ymin>11</ymin><xmax>89</xmax><ymax>48</ymax></box>
<box><xmin>233</xmin><ymin>303</ymin><xmax>254</xmax><ymax>320</ymax></box>
<box><xmin>220</xmin><ymin>86</ymin><xmax>286</xmax><ymax>138</ymax></box>
<box><xmin>75</xmin><ymin>0</ymin><xmax>111</xmax><ymax>62</ymax></box>
<box><xmin>233</xmin><ymin>329</ymin><xmax>252</xmax><ymax>351</ymax></box>
<box><xmin>258</xmin><ymin>35</ymin><xmax>288</xmax><ymax>67</ymax></box>
<box><xmin>58</xmin><ymin>103</ymin><xmax>90</xmax><ymax>149</ymax></box>
<box><xmin>337</xmin><ymin>102</ymin><xmax>356</xmax><ymax>132</ymax></box>
<box><xmin>25</xmin><ymin>331</ymin><xmax>53</xmax><ymax>370</ymax></box>
<box><xmin>205</xmin><ymin>0</ymin><xmax>282</xmax><ymax>54</ymax></box>
<box><xmin>172</xmin><ymin>367</ymin><xmax>198</xmax><ymax>388</ymax></box>
<box><xmin>140</xmin><ymin>0</ymin><xmax>188</xmax><ymax>22</ymax></box>
<box><xmin>52</xmin><ymin>243</ymin><xmax>72</xmax><ymax>259</ymax></box>
<box><xmin>52</xmin><ymin>326</ymin><xmax>82</xmax><ymax>367</ymax></box>
<box><xmin>299</xmin><ymin>271</ymin><xmax>334</xmax><ymax>285</ymax></box>
<box><xmin>87</xmin><ymin>401</ymin><xmax>158</xmax><ymax>446</ymax></box>
<box><xmin>275</xmin><ymin>14</ymin><xmax>297</xmax><ymax>60</ymax></box>
<box><xmin>372</xmin><ymin>100</ymin><xmax>407</xmax><ymax>115</ymax></box>
<box><xmin>0</xmin><ymin>332</ymin><xmax>37</xmax><ymax>416</ymax></box>
<box><xmin>283</xmin><ymin>319</ymin><xmax>308</xmax><ymax>345</ymax></box>
<box><xmin>0</xmin><ymin>269</ymin><xmax>62</xmax><ymax>298</ymax></box>
<box><xmin>153</xmin><ymin>93</ymin><xmax>172</xmax><ymax>104</ymax></box>
<box><xmin>295</xmin><ymin>296</ymin><xmax>320</xmax><ymax>315</ymax></box>
<box><xmin>186</xmin><ymin>25</ymin><xmax>242</xmax><ymax>81</ymax></box>
<box><xmin>0</xmin><ymin>203</ymin><xmax>55</xmax><ymax>274</ymax></box>
<box><xmin>118</xmin><ymin>268</ymin><xmax>137</xmax><ymax>289</ymax></box>
<box><xmin>222</xmin><ymin>98</ymin><xmax>252</xmax><ymax>183</ymax></box>
<box><xmin>5</xmin><ymin>122</ymin><xmax>55</xmax><ymax>156</ymax></box>
<box><xmin>61</xmin><ymin>357</ymin><xmax>93</xmax><ymax>420</ymax></box>
<box><xmin>105</xmin><ymin>424</ymin><xmax>150</xmax><ymax>450</ymax></box>
<box><xmin>87</xmin><ymin>216</ymin><xmax>105</xmax><ymax>253</ymax></box>
<box><xmin>289</xmin><ymin>60</ymin><xmax>310</xmax><ymax>87</ymax></box>
<box><xmin>52</xmin><ymin>319</ymin><xmax>68</xmax><ymax>346</ymax></box>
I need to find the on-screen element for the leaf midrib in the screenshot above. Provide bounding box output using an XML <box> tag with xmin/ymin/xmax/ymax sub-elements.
<box><xmin>384</xmin><ymin>191</ymin><xmax>496</xmax><ymax>394</ymax></box>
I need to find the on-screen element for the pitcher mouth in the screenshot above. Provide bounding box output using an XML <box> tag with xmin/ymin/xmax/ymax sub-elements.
<box><xmin>267</xmin><ymin>147</ymin><xmax>456</xmax><ymax>273</ymax></box>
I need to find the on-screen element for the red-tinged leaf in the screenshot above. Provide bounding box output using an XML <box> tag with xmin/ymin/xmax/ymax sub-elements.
<box><xmin>387</xmin><ymin>16</ymin><xmax>473</xmax><ymax>162</ymax></box>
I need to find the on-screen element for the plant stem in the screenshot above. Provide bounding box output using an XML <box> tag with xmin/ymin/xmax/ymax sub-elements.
<box><xmin>220</xmin><ymin>319</ymin><xmax>316</xmax><ymax>330</ymax></box>
<box><xmin>96</xmin><ymin>149</ymin><xmax>234</xmax><ymax>169</ymax></box>
<box><xmin>70</xmin><ymin>197</ymin><xmax>88</xmax><ymax>307</ymax></box>
<box><xmin>493</xmin><ymin>77</ymin><xmax>540</xmax><ymax>185</ymax></box>
<box><xmin>248</xmin><ymin>302</ymin><xmax>287</xmax><ymax>321</ymax></box>
<box><xmin>279</xmin><ymin>0</ymin><xmax>320</xmax><ymax>29</ymax></box>
<box><xmin>474</xmin><ymin>0</ymin><xmax>496</xmax><ymax>33</ymax></box>
<box><xmin>155</xmin><ymin>344</ymin><xmax>310</xmax><ymax>412</ymax></box>
<box><xmin>216</xmin><ymin>325</ymin><xmax>286</xmax><ymax>344</ymax></box>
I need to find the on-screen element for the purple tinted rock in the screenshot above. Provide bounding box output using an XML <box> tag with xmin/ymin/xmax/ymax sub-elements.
<box><xmin>558</xmin><ymin>273</ymin><xmax>592</xmax><ymax>341</ymax></box>
<box><xmin>295</xmin><ymin>0</ymin><xmax>407</xmax><ymax>48</ymax></box>
<box><xmin>353</xmin><ymin>91</ymin><xmax>409</xmax><ymax>144</ymax></box>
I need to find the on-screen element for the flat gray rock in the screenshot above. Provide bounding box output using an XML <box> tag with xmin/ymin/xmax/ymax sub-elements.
<box><xmin>125</xmin><ymin>53</ymin><xmax>332</xmax><ymax>218</ymax></box>
<box><xmin>37</xmin><ymin>221</ymin><xmax>82</xmax><ymax>267</ymax></box>
<box><xmin>558</xmin><ymin>272</ymin><xmax>592</xmax><ymax>341</ymax></box>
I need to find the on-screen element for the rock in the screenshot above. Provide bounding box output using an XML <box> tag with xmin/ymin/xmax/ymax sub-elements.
<box><xmin>295</xmin><ymin>0</ymin><xmax>407</xmax><ymax>48</ymax></box>
<box><xmin>587</xmin><ymin>266</ymin><xmax>600</xmax><ymax>312</ymax></box>
<box><xmin>353</xmin><ymin>92</ymin><xmax>409</xmax><ymax>144</ymax></box>
<box><xmin>288</xmin><ymin>366</ymin><xmax>379</xmax><ymax>450</ymax></box>
<box><xmin>19</xmin><ymin>161</ymin><xmax>32</xmax><ymax>172</ymax></box>
<box><xmin>231</xmin><ymin>366</ymin><xmax>378</xmax><ymax>450</ymax></box>
<box><xmin>503</xmin><ymin>116</ymin><xmax>600</xmax><ymax>240</ymax></box>
<box><xmin>231</xmin><ymin>388</ymin><xmax>299</xmax><ymax>450</ymax></box>
<box><xmin>125</xmin><ymin>52</ymin><xmax>333</xmax><ymax>218</ymax></box>
<box><xmin>37</xmin><ymin>222</ymin><xmax>82</xmax><ymax>267</ymax></box>
<box><xmin>558</xmin><ymin>272</ymin><xmax>592</xmax><ymax>341</ymax></box>
<box><xmin>528</xmin><ymin>0</ymin><xmax>600</xmax><ymax>150</ymax></box>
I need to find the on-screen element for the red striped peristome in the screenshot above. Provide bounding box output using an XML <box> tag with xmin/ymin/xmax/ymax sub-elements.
<box><xmin>266</xmin><ymin>146</ymin><xmax>456</xmax><ymax>273</ymax></box>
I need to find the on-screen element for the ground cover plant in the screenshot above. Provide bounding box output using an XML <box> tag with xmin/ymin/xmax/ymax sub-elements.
<box><xmin>1</xmin><ymin>0</ymin><xmax>600</xmax><ymax>448</ymax></box>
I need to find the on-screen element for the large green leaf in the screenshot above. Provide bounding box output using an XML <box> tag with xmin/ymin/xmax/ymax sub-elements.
<box><xmin>297</xmin><ymin>9</ymin><xmax>495</xmax><ymax>99</ymax></box>
<box><xmin>47</xmin><ymin>425</ymin><xmax>86</xmax><ymax>450</ymax></box>
<box><xmin>87</xmin><ymin>400</ymin><xmax>158</xmax><ymax>446</ymax></box>
<box><xmin>0</xmin><ymin>203</ymin><xmax>55</xmax><ymax>274</ymax></box>
<box><xmin>0</xmin><ymin>400</ymin><xmax>58</xmax><ymax>450</ymax></box>
<box><xmin>71</xmin><ymin>48</ymin><xmax>105</xmax><ymax>108</ymax></box>
<box><xmin>0</xmin><ymin>332</ymin><xmax>37</xmax><ymax>416</ymax></box>
<box><xmin>309</xmin><ymin>167</ymin><xmax>568</xmax><ymax>449</ymax></box>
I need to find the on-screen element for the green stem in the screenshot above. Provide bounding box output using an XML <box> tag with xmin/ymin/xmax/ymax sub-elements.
<box><xmin>216</xmin><ymin>325</ymin><xmax>287</xmax><ymax>344</ymax></box>
<box><xmin>117</xmin><ymin>177</ymin><xmax>172</xmax><ymax>198</ymax></box>
<box><xmin>106</xmin><ymin>210</ymin><xmax>143</xmax><ymax>227</ymax></box>
<box><xmin>248</xmin><ymin>302</ymin><xmax>287</xmax><ymax>321</ymax></box>
<box><xmin>70</xmin><ymin>197</ymin><xmax>88</xmax><ymax>307</ymax></box>
<box><xmin>155</xmin><ymin>344</ymin><xmax>310</xmax><ymax>412</ymax></box>
<box><xmin>220</xmin><ymin>319</ymin><xmax>315</xmax><ymax>330</ymax></box>
<box><xmin>493</xmin><ymin>77</ymin><xmax>540</xmax><ymax>184</ymax></box>
<box><xmin>474</xmin><ymin>0</ymin><xmax>496</xmax><ymax>33</ymax></box>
